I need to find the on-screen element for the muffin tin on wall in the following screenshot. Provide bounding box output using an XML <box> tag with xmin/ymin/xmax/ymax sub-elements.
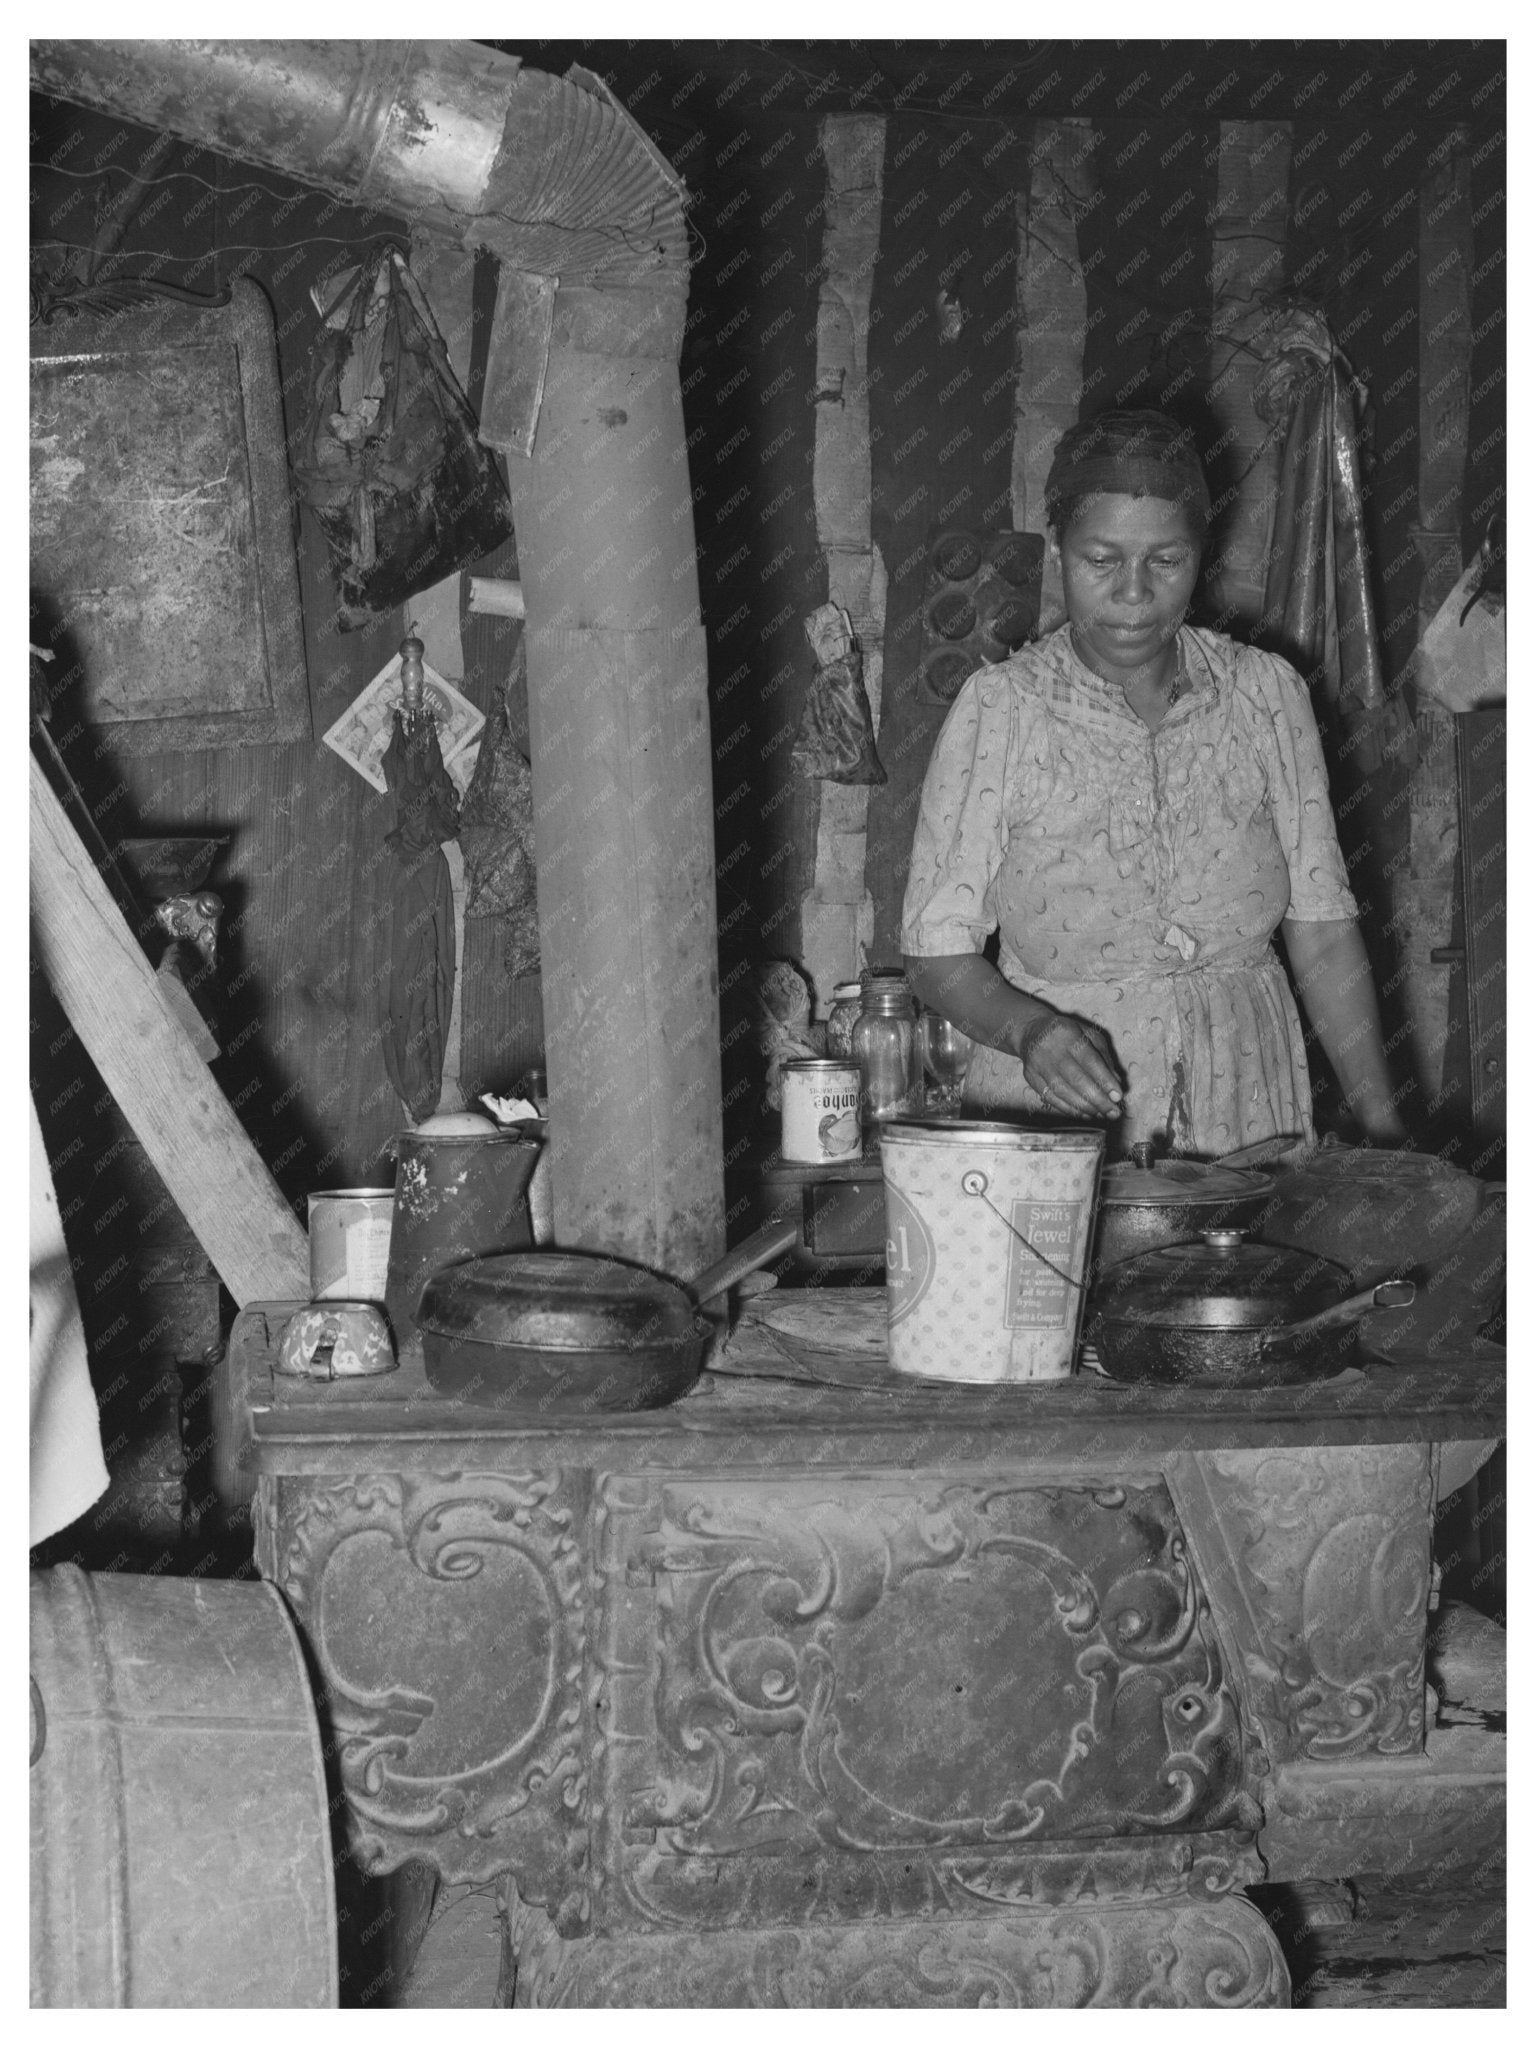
<box><xmin>917</xmin><ymin>527</ymin><xmax>1045</xmax><ymax>705</ymax></box>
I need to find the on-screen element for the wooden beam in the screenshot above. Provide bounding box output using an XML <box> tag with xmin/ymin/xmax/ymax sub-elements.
<box><xmin>1397</xmin><ymin>128</ymin><xmax>1474</xmax><ymax>1107</ymax></box>
<box><xmin>1207</xmin><ymin>119</ymin><xmax>1293</xmax><ymax>635</ymax></box>
<box><xmin>1015</xmin><ymin>115</ymin><xmax>1097</xmax><ymax>630</ymax></box>
<box><xmin>801</xmin><ymin>113</ymin><xmax>886</xmax><ymax>1011</ymax></box>
<box><xmin>30</xmin><ymin>751</ymin><xmax>310</xmax><ymax>1307</ymax></box>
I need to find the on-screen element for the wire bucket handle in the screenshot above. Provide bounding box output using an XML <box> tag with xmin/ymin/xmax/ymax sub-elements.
<box><xmin>960</xmin><ymin>1167</ymin><xmax>1085</xmax><ymax>1292</ymax></box>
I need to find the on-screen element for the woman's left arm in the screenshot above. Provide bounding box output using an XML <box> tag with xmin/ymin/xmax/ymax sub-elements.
<box><xmin>1281</xmin><ymin>916</ymin><xmax>1408</xmax><ymax>1144</ymax></box>
<box><xmin>1238</xmin><ymin>646</ymin><xmax>1408</xmax><ymax>1145</ymax></box>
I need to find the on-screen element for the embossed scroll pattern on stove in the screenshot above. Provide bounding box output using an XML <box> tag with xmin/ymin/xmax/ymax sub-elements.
<box><xmin>594</xmin><ymin>1474</ymin><xmax>1262</xmax><ymax>1932</ymax></box>
<box><xmin>261</xmin><ymin>1470</ymin><xmax>592</xmax><ymax>1931</ymax></box>
<box><xmin>1166</xmin><ymin>1445</ymin><xmax>1435</xmax><ymax>1763</ymax></box>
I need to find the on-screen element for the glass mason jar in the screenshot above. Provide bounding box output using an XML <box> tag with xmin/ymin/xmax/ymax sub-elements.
<box><xmin>825</xmin><ymin>981</ymin><xmax>865</xmax><ymax>1061</ymax></box>
<box><xmin>852</xmin><ymin>975</ymin><xmax>924</xmax><ymax>1126</ymax></box>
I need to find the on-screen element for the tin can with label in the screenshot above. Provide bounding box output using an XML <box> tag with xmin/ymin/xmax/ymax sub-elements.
<box><xmin>880</xmin><ymin>1120</ymin><xmax>1103</xmax><ymax>1382</ymax></box>
<box><xmin>308</xmin><ymin>1189</ymin><xmax>396</xmax><ymax>1304</ymax></box>
<box><xmin>781</xmin><ymin>1060</ymin><xmax>864</xmax><ymax>1165</ymax></box>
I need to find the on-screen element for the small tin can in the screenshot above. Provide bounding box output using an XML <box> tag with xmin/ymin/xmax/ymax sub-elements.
<box><xmin>308</xmin><ymin>1189</ymin><xmax>395</xmax><ymax>1304</ymax></box>
<box><xmin>781</xmin><ymin>1059</ymin><xmax>863</xmax><ymax>1165</ymax></box>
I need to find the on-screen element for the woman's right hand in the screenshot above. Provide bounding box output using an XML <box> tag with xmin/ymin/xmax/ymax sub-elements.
<box><xmin>1016</xmin><ymin>1010</ymin><xmax>1125</xmax><ymax>1119</ymax></box>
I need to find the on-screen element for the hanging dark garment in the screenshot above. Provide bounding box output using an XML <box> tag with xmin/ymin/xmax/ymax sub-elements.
<box><xmin>378</xmin><ymin>710</ymin><xmax>461</xmax><ymax>1123</ymax></box>
<box><xmin>459</xmin><ymin>671</ymin><xmax>541</xmax><ymax>977</ymax></box>
<box><xmin>1256</xmin><ymin>316</ymin><xmax>1404</xmax><ymax>770</ymax></box>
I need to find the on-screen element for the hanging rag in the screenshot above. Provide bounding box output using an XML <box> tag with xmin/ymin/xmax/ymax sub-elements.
<box><xmin>1255</xmin><ymin>312</ymin><xmax>1404</xmax><ymax>770</ymax></box>
<box><xmin>458</xmin><ymin>653</ymin><xmax>541</xmax><ymax>976</ymax></box>
<box><xmin>378</xmin><ymin>708</ymin><xmax>461</xmax><ymax>1123</ymax></box>
<box><xmin>791</xmin><ymin>603</ymin><xmax>886</xmax><ymax>785</ymax></box>
<box><xmin>296</xmin><ymin>248</ymin><xmax>512</xmax><ymax>628</ymax></box>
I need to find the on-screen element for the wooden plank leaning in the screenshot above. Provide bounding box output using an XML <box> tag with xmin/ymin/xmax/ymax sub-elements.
<box><xmin>30</xmin><ymin>751</ymin><xmax>310</xmax><ymax>1307</ymax></box>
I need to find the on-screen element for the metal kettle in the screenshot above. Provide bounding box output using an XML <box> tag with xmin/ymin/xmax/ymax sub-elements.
<box><xmin>382</xmin><ymin>1115</ymin><xmax>540</xmax><ymax>1354</ymax></box>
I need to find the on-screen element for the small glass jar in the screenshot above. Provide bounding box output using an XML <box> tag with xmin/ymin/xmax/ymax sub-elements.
<box><xmin>852</xmin><ymin>975</ymin><xmax>924</xmax><ymax>1126</ymax></box>
<box><xmin>825</xmin><ymin>981</ymin><xmax>865</xmax><ymax>1061</ymax></box>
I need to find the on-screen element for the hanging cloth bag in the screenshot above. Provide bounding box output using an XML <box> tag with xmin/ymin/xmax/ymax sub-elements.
<box><xmin>296</xmin><ymin>248</ymin><xmax>513</xmax><ymax>627</ymax></box>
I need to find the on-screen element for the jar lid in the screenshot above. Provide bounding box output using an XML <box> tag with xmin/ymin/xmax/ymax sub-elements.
<box><xmin>409</xmin><ymin>1110</ymin><xmax>507</xmax><ymax>1139</ymax></box>
<box><xmin>1093</xmin><ymin>1231</ymin><xmax>1348</xmax><ymax>1330</ymax></box>
<box><xmin>861</xmin><ymin>974</ymin><xmax>915</xmax><ymax>1013</ymax></box>
<box><xmin>1099</xmin><ymin>1158</ymin><xmax>1269</xmax><ymax>1205</ymax></box>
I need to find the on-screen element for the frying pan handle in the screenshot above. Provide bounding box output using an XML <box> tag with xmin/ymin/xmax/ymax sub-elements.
<box><xmin>687</xmin><ymin>1217</ymin><xmax>801</xmax><ymax>1307</ymax></box>
<box><xmin>1265</xmin><ymin>1277</ymin><xmax>1417</xmax><ymax>1347</ymax></box>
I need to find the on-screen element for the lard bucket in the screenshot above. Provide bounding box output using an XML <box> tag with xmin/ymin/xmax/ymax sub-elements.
<box><xmin>881</xmin><ymin>1121</ymin><xmax>1104</xmax><ymax>1383</ymax></box>
<box><xmin>308</xmin><ymin>1188</ymin><xmax>395</xmax><ymax>1303</ymax></box>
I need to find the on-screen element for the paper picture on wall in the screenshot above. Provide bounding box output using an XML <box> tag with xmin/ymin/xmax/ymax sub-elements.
<box><xmin>322</xmin><ymin>652</ymin><xmax>485</xmax><ymax>794</ymax></box>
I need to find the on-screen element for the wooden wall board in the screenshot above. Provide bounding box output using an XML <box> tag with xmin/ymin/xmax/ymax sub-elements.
<box><xmin>1206</xmin><ymin>121</ymin><xmax>1293</xmax><ymax>636</ymax></box>
<box><xmin>862</xmin><ymin>118</ymin><xmax>1031</xmax><ymax>966</ymax></box>
<box><xmin>799</xmin><ymin>114</ymin><xmax>886</xmax><ymax>1014</ymax></box>
<box><xmin>1014</xmin><ymin>116</ymin><xmax>1096</xmax><ymax>631</ymax></box>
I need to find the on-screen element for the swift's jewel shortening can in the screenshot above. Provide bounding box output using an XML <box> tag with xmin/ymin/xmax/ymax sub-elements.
<box><xmin>880</xmin><ymin>1121</ymin><xmax>1103</xmax><ymax>1382</ymax></box>
<box><xmin>780</xmin><ymin>1059</ymin><xmax>864</xmax><ymax>1164</ymax></box>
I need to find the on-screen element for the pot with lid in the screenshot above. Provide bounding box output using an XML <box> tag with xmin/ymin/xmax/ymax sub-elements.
<box><xmin>1089</xmin><ymin>1229</ymin><xmax>1415</xmax><ymax>1387</ymax></box>
<box><xmin>418</xmin><ymin>1251</ymin><xmax>705</xmax><ymax>1412</ymax></box>
<box><xmin>1091</xmin><ymin>1142</ymin><xmax>1272</xmax><ymax>1282</ymax></box>
<box><xmin>416</xmin><ymin>1218</ymin><xmax>801</xmax><ymax>1413</ymax></box>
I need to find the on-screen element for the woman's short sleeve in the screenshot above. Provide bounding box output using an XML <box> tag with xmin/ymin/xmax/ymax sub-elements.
<box><xmin>1238</xmin><ymin>648</ymin><xmax>1358</xmax><ymax>923</ymax></box>
<box><xmin>900</xmin><ymin>668</ymin><xmax>1022</xmax><ymax>956</ymax></box>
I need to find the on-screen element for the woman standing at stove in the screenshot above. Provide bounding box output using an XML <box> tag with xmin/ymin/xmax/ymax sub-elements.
<box><xmin>902</xmin><ymin>408</ymin><xmax>1405</xmax><ymax>1157</ymax></box>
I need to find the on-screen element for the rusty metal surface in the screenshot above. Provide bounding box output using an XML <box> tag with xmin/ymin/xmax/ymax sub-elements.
<box><xmin>30</xmin><ymin>42</ymin><xmax>688</xmax><ymax>286</ymax></box>
<box><xmin>507</xmin><ymin>1893</ymin><xmax>1291</xmax><ymax>2007</ymax></box>
<box><xmin>595</xmin><ymin>1472</ymin><xmax>1259</xmax><ymax>1933</ymax></box>
<box><xmin>259</xmin><ymin>1462</ymin><xmax>1266</xmax><ymax>1937</ymax></box>
<box><xmin>29</xmin><ymin>41</ymin><xmax>517</xmax><ymax>227</ymax></box>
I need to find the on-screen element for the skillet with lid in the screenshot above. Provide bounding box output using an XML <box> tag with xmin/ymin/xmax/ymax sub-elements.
<box><xmin>1089</xmin><ymin>1230</ymin><xmax>1415</xmax><ymax>1387</ymax></box>
<box><xmin>415</xmin><ymin>1219</ymin><xmax>800</xmax><ymax>1412</ymax></box>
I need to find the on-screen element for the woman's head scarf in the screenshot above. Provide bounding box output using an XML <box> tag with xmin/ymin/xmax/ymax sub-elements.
<box><xmin>1045</xmin><ymin>410</ymin><xmax>1211</xmax><ymax>536</ymax></box>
